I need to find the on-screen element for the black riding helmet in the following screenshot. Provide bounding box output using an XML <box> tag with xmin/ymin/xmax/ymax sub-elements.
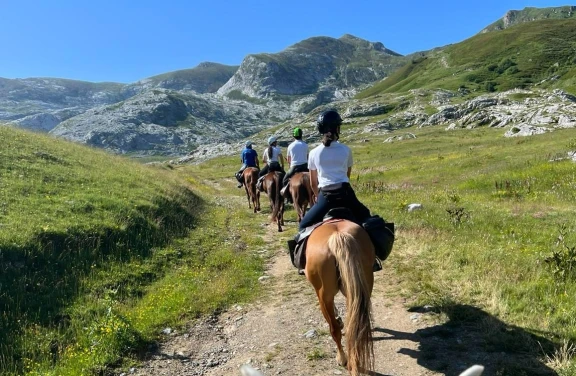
<box><xmin>316</xmin><ymin>109</ymin><xmax>342</xmax><ymax>134</ymax></box>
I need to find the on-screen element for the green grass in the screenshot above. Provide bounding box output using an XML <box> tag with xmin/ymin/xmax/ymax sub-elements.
<box><xmin>0</xmin><ymin>126</ymin><xmax>264</xmax><ymax>375</ymax></box>
<box><xmin>341</xmin><ymin>124</ymin><xmax>576</xmax><ymax>371</ymax></box>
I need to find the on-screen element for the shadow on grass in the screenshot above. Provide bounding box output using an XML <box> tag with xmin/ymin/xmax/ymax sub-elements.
<box><xmin>373</xmin><ymin>304</ymin><xmax>558</xmax><ymax>376</ymax></box>
<box><xmin>0</xmin><ymin>187</ymin><xmax>202</xmax><ymax>373</ymax></box>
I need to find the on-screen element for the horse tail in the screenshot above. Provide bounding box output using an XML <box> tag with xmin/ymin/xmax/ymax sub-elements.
<box><xmin>328</xmin><ymin>231</ymin><xmax>374</xmax><ymax>375</ymax></box>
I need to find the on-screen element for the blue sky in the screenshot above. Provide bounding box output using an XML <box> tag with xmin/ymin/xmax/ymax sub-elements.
<box><xmin>0</xmin><ymin>1</ymin><xmax>570</xmax><ymax>83</ymax></box>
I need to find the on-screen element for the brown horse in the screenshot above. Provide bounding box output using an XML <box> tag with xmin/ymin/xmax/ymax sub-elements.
<box><xmin>242</xmin><ymin>167</ymin><xmax>260</xmax><ymax>213</ymax></box>
<box><xmin>261</xmin><ymin>171</ymin><xmax>284</xmax><ymax>232</ymax></box>
<box><xmin>305</xmin><ymin>220</ymin><xmax>375</xmax><ymax>375</ymax></box>
<box><xmin>288</xmin><ymin>172</ymin><xmax>314</xmax><ymax>224</ymax></box>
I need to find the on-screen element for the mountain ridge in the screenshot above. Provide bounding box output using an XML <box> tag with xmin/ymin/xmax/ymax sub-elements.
<box><xmin>3</xmin><ymin>8</ymin><xmax>576</xmax><ymax>157</ymax></box>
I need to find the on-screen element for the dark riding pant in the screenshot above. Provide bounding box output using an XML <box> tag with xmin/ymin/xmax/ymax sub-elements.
<box><xmin>282</xmin><ymin>163</ymin><xmax>308</xmax><ymax>188</ymax></box>
<box><xmin>258</xmin><ymin>161</ymin><xmax>285</xmax><ymax>178</ymax></box>
<box><xmin>298</xmin><ymin>183</ymin><xmax>370</xmax><ymax>230</ymax></box>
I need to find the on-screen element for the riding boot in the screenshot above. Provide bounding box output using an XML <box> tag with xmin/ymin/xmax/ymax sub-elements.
<box><xmin>235</xmin><ymin>172</ymin><xmax>243</xmax><ymax>188</ymax></box>
<box><xmin>287</xmin><ymin>239</ymin><xmax>297</xmax><ymax>253</ymax></box>
<box><xmin>256</xmin><ymin>176</ymin><xmax>264</xmax><ymax>192</ymax></box>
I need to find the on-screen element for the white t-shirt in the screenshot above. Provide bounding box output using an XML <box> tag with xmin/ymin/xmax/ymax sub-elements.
<box><xmin>286</xmin><ymin>140</ymin><xmax>308</xmax><ymax>167</ymax></box>
<box><xmin>263</xmin><ymin>146</ymin><xmax>282</xmax><ymax>164</ymax></box>
<box><xmin>308</xmin><ymin>141</ymin><xmax>353</xmax><ymax>188</ymax></box>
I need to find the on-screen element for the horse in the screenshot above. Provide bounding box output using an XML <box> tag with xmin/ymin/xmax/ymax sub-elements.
<box><xmin>261</xmin><ymin>171</ymin><xmax>284</xmax><ymax>232</ymax></box>
<box><xmin>288</xmin><ymin>172</ymin><xmax>314</xmax><ymax>224</ymax></box>
<box><xmin>305</xmin><ymin>219</ymin><xmax>375</xmax><ymax>375</ymax></box>
<box><xmin>242</xmin><ymin>167</ymin><xmax>260</xmax><ymax>213</ymax></box>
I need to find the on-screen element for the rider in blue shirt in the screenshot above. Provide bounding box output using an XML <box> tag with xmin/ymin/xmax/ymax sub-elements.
<box><xmin>236</xmin><ymin>141</ymin><xmax>259</xmax><ymax>188</ymax></box>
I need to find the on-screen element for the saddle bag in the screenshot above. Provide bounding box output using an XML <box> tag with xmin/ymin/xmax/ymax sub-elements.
<box><xmin>362</xmin><ymin>215</ymin><xmax>395</xmax><ymax>261</ymax></box>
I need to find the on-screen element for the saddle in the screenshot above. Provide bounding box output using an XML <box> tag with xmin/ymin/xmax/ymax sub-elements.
<box><xmin>288</xmin><ymin>208</ymin><xmax>395</xmax><ymax>271</ymax></box>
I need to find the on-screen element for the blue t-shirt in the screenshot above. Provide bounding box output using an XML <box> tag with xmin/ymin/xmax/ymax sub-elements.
<box><xmin>241</xmin><ymin>148</ymin><xmax>258</xmax><ymax>167</ymax></box>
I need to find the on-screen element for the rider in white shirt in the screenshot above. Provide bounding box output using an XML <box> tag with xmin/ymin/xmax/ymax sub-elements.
<box><xmin>298</xmin><ymin>109</ymin><xmax>370</xmax><ymax>229</ymax></box>
<box><xmin>280</xmin><ymin>127</ymin><xmax>309</xmax><ymax>200</ymax></box>
<box><xmin>256</xmin><ymin>136</ymin><xmax>285</xmax><ymax>189</ymax></box>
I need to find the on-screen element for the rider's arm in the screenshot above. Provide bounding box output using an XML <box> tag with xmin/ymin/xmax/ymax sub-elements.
<box><xmin>310</xmin><ymin>169</ymin><xmax>319</xmax><ymax>200</ymax></box>
<box><xmin>279</xmin><ymin>152</ymin><xmax>284</xmax><ymax>169</ymax></box>
<box><xmin>287</xmin><ymin>154</ymin><xmax>292</xmax><ymax>166</ymax></box>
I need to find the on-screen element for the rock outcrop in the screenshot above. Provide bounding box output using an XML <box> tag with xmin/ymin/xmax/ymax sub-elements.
<box><xmin>50</xmin><ymin>89</ymin><xmax>290</xmax><ymax>155</ymax></box>
<box><xmin>217</xmin><ymin>35</ymin><xmax>407</xmax><ymax>104</ymax></box>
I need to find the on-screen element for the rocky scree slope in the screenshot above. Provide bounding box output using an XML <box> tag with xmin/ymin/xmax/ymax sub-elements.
<box><xmin>181</xmin><ymin>87</ymin><xmax>576</xmax><ymax>164</ymax></box>
<box><xmin>50</xmin><ymin>89</ymin><xmax>290</xmax><ymax>155</ymax></box>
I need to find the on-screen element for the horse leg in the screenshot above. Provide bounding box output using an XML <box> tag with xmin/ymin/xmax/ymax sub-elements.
<box><xmin>256</xmin><ymin>191</ymin><xmax>261</xmax><ymax>211</ymax></box>
<box><xmin>308</xmin><ymin>244</ymin><xmax>346</xmax><ymax>367</ymax></box>
<box><xmin>244</xmin><ymin>185</ymin><xmax>251</xmax><ymax>209</ymax></box>
<box><xmin>317</xmin><ymin>291</ymin><xmax>347</xmax><ymax>366</ymax></box>
<box><xmin>334</xmin><ymin>305</ymin><xmax>344</xmax><ymax>331</ymax></box>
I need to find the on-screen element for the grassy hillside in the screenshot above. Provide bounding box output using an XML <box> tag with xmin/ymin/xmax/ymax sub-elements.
<box><xmin>0</xmin><ymin>126</ymin><xmax>263</xmax><ymax>375</ymax></box>
<box><xmin>357</xmin><ymin>19</ymin><xmax>576</xmax><ymax>98</ymax></box>
<box><xmin>6</xmin><ymin>112</ymin><xmax>576</xmax><ymax>374</ymax></box>
<box><xmin>339</xmin><ymin>122</ymin><xmax>576</xmax><ymax>374</ymax></box>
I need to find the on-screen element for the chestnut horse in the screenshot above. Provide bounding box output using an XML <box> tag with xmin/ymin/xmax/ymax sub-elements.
<box><xmin>261</xmin><ymin>171</ymin><xmax>284</xmax><ymax>232</ymax></box>
<box><xmin>242</xmin><ymin>167</ymin><xmax>260</xmax><ymax>213</ymax></box>
<box><xmin>288</xmin><ymin>172</ymin><xmax>314</xmax><ymax>224</ymax></box>
<box><xmin>305</xmin><ymin>220</ymin><xmax>375</xmax><ymax>375</ymax></box>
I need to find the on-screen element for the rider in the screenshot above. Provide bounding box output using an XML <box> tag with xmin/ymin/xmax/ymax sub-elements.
<box><xmin>257</xmin><ymin>136</ymin><xmax>285</xmax><ymax>189</ymax></box>
<box><xmin>288</xmin><ymin>109</ymin><xmax>387</xmax><ymax>272</ymax></box>
<box><xmin>235</xmin><ymin>141</ymin><xmax>259</xmax><ymax>188</ymax></box>
<box><xmin>298</xmin><ymin>109</ymin><xmax>370</xmax><ymax>229</ymax></box>
<box><xmin>280</xmin><ymin>127</ymin><xmax>309</xmax><ymax>202</ymax></box>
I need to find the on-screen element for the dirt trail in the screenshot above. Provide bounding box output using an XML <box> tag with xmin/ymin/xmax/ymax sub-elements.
<box><xmin>130</xmin><ymin>216</ymin><xmax>446</xmax><ymax>376</ymax></box>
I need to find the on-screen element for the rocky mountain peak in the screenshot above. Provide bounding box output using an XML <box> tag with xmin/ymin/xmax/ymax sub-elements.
<box><xmin>481</xmin><ymin>6</ymin><xmax>576</xmax><ymax>33</ymax></box>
